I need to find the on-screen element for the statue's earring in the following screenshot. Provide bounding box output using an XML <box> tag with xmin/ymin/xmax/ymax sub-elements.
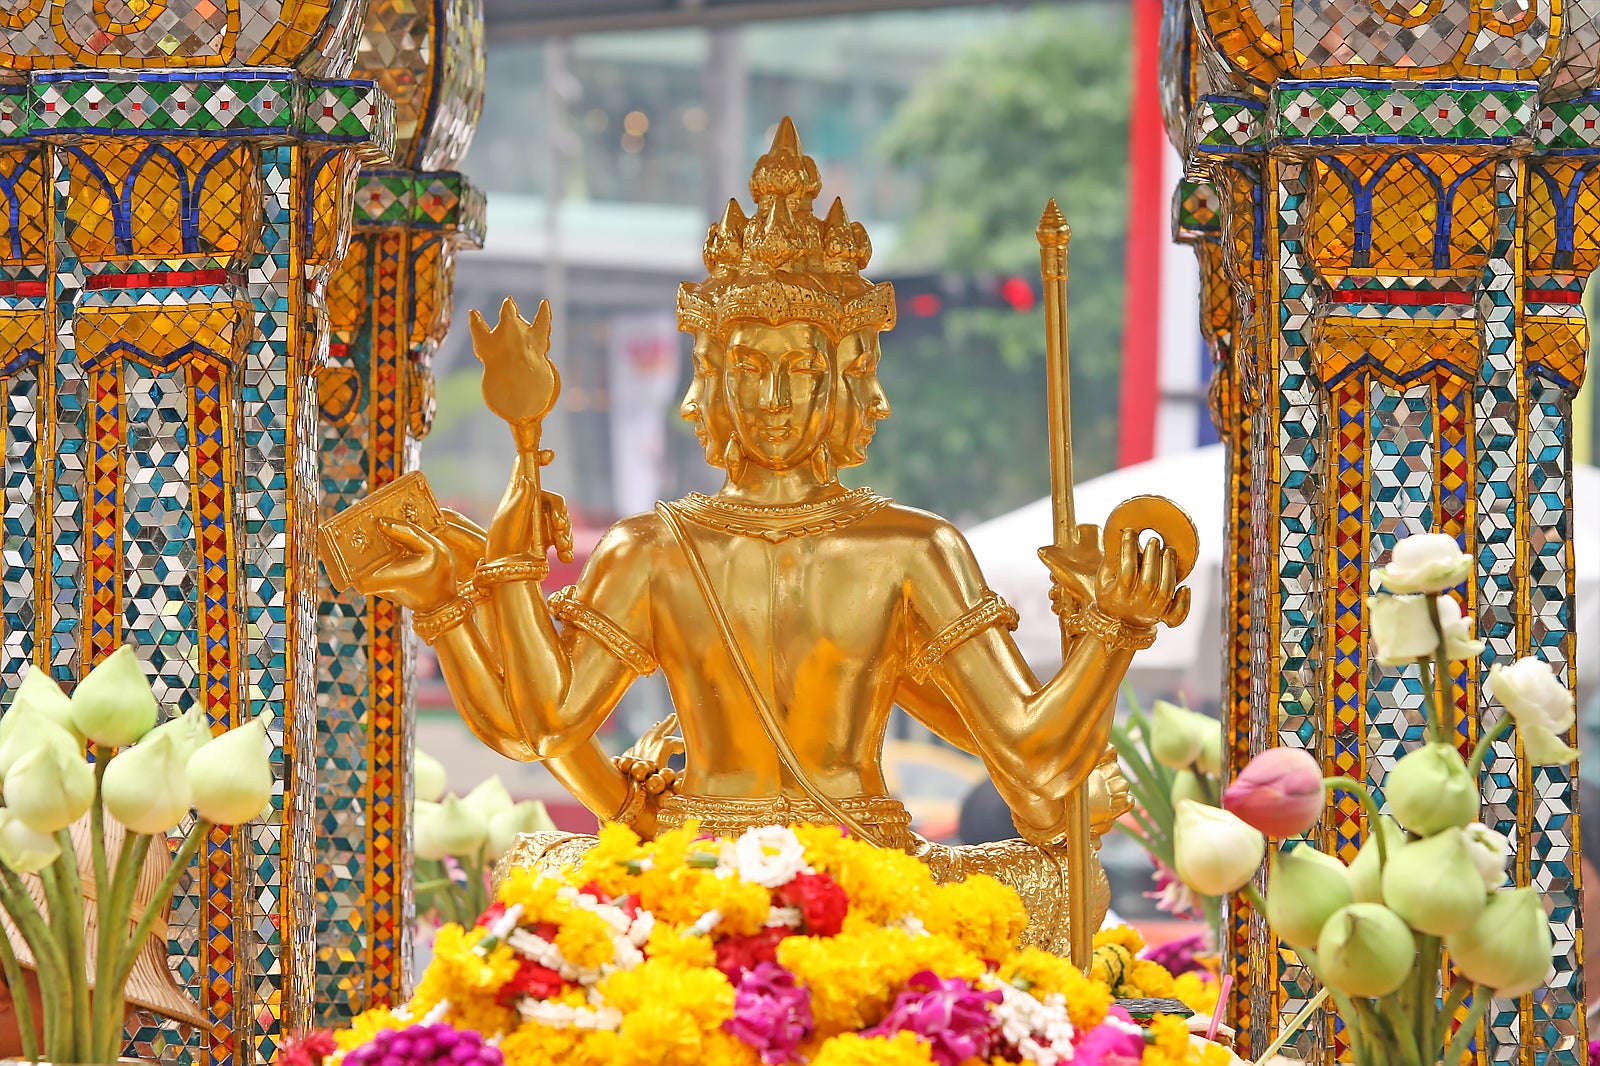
<box><xmin>723</xmin><ymin>437</ymin><xmax>747</xmax><ymax>479</ymax></box>
<box><xmin>811</xmin><ymin>441</ymin><xmax>835</xmax><ymax>482</ymax></box>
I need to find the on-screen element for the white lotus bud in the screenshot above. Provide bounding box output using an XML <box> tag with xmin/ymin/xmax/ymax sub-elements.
<box><xmin>1265</xmin><ymin>846</ymin><xmax>1352</xmax><ymax>948</ymax></box>
<box><xmin>414</xmin><ymin>749</ymin><xmax>448</xmax><ymax>804</ymax></box>
<box><xmin>4</xmin><ymin>726</ymin><xmax>96</xmax><ymax>833</ymax></box>
<box><xmin>1381</xmin><ymin>830</ymin><xmax>1487</xmax><ymax>937</ymax></box>
<box><xmin>186</xmin><ymin>711</ymin><xmax>273</xmax><ymax>825</ymax></box>
<box><xmin>0</xmin><ymin>809</ymin><xmax>62</xmax><ymax>873</ymax></box>
<box><xmin>68</xmin><ymin>645</ymin><xmax>160</xmax><ymax>747</ymax></box>
<box><xmin>102</xmin><ymin>729</ymin><xmax>195</xmax><ymax>835</ymax></box>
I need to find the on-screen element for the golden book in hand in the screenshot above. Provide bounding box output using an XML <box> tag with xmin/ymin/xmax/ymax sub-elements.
<box><xmin>318</xmin><ymin>471</ymin><xmax>445</xmax><ymax>592</ymax></box>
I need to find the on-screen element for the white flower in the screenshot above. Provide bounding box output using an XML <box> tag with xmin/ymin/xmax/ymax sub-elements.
<box><xmin>0</xmin><ymin>809</ymin><xmax>62</xmax><ymax>873</ymax></box>
<box><xmin>4</xmin><ymin>725</ymin><xmax>96</xmax><ymax>833</ymax></box>
<box><xmin>462</xmin><ymin>775</ymin><xmax>515</xmax><ymax>823</ymax></box>
<box><xmin>68</xmin><ymin>645</ymin><xmax>159</xmax><ymax>747</ymax></box>
<box><xmin>1461</xmin><ymin>823</ymin><xmax>1511</xmax><ymax>891</ymax></box>
<box><xmin>1173</xmin><ymin>799</ymin><xmax>1266</xmax><ymax>896</ymax></box>
<box><xmin>1487</xmin><ymin>658</ymin><xmax>1578</xmax><ymax>765</ymax></box>
<box><xmin>4</xmin><ymin>668</ymin><xmax>80</xmax><ymax>743</ymax></box>
<box><xmin>186</xmin><ymin>710</ymin><xmax>274</xmax><ymax>825</ymax></box>
<box><xmin>415</xmin><ymin>749</ymin><xmax>449</xmax><ymax>803</ymax></box>
<box><xmin>984</xmin><ymin>979</ymin><xmax>1076</xmax><ymax>1066</ymax></box>
<box><xmin>731</xmin><ymin>825</ymin><xmax>812</xmax><ymax>887</ymax></box>
<box><xmin>414</xmin><ymin>795</ymin><xmax>488</xmax><ymax>860</ymax></box>
<box><xmin>1367</xmin><ymin>594</ymin><xmax>1483</xmax><ymax>666</ymax></box>
<box><xmin>1371</xmin><ymin>532</ymin><xmax>1472</xmax><ymax>594</ymax></box>
<box><xmin>487</xmin><ymin>800</ymin><xmax>555</xmax><ymax>860</ymax></box>
<box><xmin>102</xmin><ymin>728</ymin><xmax>194</xmax><ymax>835</ymax></box>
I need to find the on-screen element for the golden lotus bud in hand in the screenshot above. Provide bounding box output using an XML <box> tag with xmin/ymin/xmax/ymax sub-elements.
<box><xmin>469</xmin><ymin>296</ymin><xmax>561</xmax><ymax>428</ymax></box>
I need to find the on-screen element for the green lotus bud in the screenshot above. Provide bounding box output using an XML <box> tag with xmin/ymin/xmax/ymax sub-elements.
<box><xmin>487</xmin><ymin>800</ymin><xmax>556</xmax><ymax>860</ymax></box>
<box><xmin>102</xmin><ymin>729</ymin><xmax>194</xmax><ymax>835</ymax></box>
<box><xmin>0</xmin><ymin>809</ymin><xmax>61</xmax><ymax>873</ymax></box>
<box><xmin>1380</xmin><ymin>830</ymin><xmax>1487</xmax><ymax>936</ymax></box>
<box><xmin>1347</xmin><ymin>815</ymin><xmax>1407</xmax><ymax>904</ymax></box>
<box><xmin>186</xmin><ymin>711</ymin><xmax>273</xmax><ymax>826</ymax></box>
<box><xmin>1170</xmin><ymin>769</ymin><xmax>1208</xmax><ymax>808</ymax></box>
<box><xmin>414</xmin><ymin>749</ymin><xmax>448</xmax><ymax>804</ymax></box>
<box><xmin>1316</xmin><ymin>903</ymin><xmax>1416</xmax><ymax>997</ymax></box>
<box><xmin>415</xmin><ymin>795</ymin><xmax>488</xmax><ymax>861</ymax></box>
<box><xmin>1386</xmin><ymin>743</ymin><xmax>1478</xmax><ymax>835</ymax></box>
<box><xmin>462</xmin><ymin>774</ymin><xmax>515</xmax><ymax>823</ymax></box>
<box><xmin>141</xmin><ymin>706</ymin><xmax>213</xmax><ymax>764</ymax></box>
<box><xmin>4</xmin><ymin>725</ymin><xmax>95</xmax><ymax>833</ymax></box>
<box><xmin>1195</xmin><ymin>729</ymin><xmax>1223</xmax><ymax>776</ymax></box>
<box><xmin>69</xmin><ymin>645</ymin><xmax>159</xmax><ymax>747</ymax></box>
<box><xmin>1445</xmin><ymin>887</ymin><xmax>1553</xmax><ymax>997</ymax></box>
<box><xmin>3</xmin><ymin>668</ymin><xmax>80</xmax><ymax>743</ymax></box>
<box><xmin>1151</xmin><ymin>700</ymin><xmax>1216</xmax><ymax>769</ymax></box>
<box><xmin>1266</xmin><ymin>846</ymin><xmax>1352</xmax><ymax>947</ymax></box>
<box><xmin>1173</xmin><ymin>799</ymin><xmax>1265</xmax><ymax>896</ymax></box>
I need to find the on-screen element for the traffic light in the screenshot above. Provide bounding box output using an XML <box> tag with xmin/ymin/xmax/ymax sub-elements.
<box><xmin>885</xmin><ymin>273</ymin><xmax>1042</xmax><ymax>331</ymax></box>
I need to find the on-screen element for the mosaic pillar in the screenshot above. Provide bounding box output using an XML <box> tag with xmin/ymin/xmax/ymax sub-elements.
<box><xmin>0</xmin><ymin>8</ymin><xmax>395</xmax><ymax>1065</ymax></box>
<box><xmin>314</xmin><ymin>0</ymin><xmax>485</xmax><ymax>1025</ymax></box>
<box><xmin>1159</xmin><ymin>3</ymin><xmax>1596</xmax><ymax>1063</ymax></box>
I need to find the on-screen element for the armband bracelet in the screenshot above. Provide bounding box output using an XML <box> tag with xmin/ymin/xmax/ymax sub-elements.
<box><xmin>1066</xmin><ymin>605</ymin><xmax>1157</xmax><ymax>651</ymax></box>
<box><xmin>412</xmin><ymin>591</ymin><xmax>477</xmax><ymax>644</ymax></box>
<box><xmin>475</xmin><ymin>557</ymin><xmax>550</xmax><ymax>588</ymax></box>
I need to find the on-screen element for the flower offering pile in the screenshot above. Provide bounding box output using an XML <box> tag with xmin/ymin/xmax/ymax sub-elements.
<box><xmin>335</xmin><ymin>823</ymin><xmax>1226</xmax><ymax>1066</ymax></box>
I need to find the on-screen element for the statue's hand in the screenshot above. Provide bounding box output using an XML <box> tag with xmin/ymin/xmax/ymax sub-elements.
<box><xmin>351</xmin><ymin>519</ymin><xmax>458</xmax><ymax>612</ymax></box>
<box><xmin>486</xmin><ymin>469</ymin><xmax>575</xmax><ymax>565</ymax></box>
<box><xmin>613</xmin><ymin>715</ymin><xmax>685</xmax><ymax>837</ymax></box>
<box><xmin>1087</xmin><ymin>745</ymin><xmax>1132</xmax><ymax>836</ymax></box>
<box><xmin>437</xmin><ymin>508</ymin><xmax>488</xmax><ymax>578</ymax></box>
<box><xmin>1094</xmin><ymin>528</ymin><xmax>1191</xmax><ymax>630</ymax></box>
<box><xmin>1037</xmin><ymin>522</ymin><xmax>1102</xmax><ymax>618</ymax></box>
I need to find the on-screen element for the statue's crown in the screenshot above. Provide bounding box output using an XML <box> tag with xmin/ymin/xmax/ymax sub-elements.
<box><xmin>677</xmin><ymin>117</ymin><xmax>895</xmax><ymax>342</ymax></box>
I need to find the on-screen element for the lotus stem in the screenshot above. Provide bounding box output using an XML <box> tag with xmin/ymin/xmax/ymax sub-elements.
<box><xmin>0</xmin><ymin>897</ymin><xmax>40</xmax><ymax>1062</ymax></box>
<box><xmin>1440</xmin><ymin>985</ymin><xmax>1491</xmax><ymax>1066</ymax></box>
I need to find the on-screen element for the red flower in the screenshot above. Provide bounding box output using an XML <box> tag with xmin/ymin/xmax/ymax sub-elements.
<box><xmin>774</xmin><ymin>872</ymin><xmax>849</xmax><ymax>937</ymax></box>
<box><xmin>475</xmin><ymin>902</ymin><xmax>508</xmax><ymax>929</ymax></box>
<box><xmin>280</xmin><ymin>1029</ymin><xmax>337</xmax><ymax>1066</ymax></box>
<box><xmin>496</xmin><ymin>958</ymin><xmax>569</xmax><ymax>1006</ymax></box>
<box><xmin>578</xmin><ymin>881</ymin><xmax>611</xmax><ymax>902</ymax></box>
<box><xmin>715</xmin><ymin>927</ymin><xmax>790</xmax><ymax>980</ymax></box>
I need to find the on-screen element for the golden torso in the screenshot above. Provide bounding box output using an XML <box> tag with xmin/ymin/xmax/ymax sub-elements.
<box><xmin>606</xmin><ymin>497</ymin><xmax>950</xmax><ymax>800</ymax></box>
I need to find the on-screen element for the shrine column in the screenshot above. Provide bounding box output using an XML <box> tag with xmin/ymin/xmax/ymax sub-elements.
<box><xmin>0</xmin><ymin>6</ymin><xmax>394</xmax><ymax>1065</ymax></box>
<box><xmin>1159</xmin><ymin>3</ymin><xmax>1596</xmax><ymax>1063</ymax></box>
<box><xmin>314</xmin><ymin>0</ymin><xmax>486</xmax><ymax>1024</ymax></box>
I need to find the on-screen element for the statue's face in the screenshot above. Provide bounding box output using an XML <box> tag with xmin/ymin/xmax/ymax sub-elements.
<box><xmin>724</xmin><ymin>320</ymin><xmax>835</xmax><ymax>471</ymax></box>
<box><xmin>679</xmin><ymin>331</ymin><xmax>732</xmax><ymax>465</ymax></box>
<box><xmin>831</xmin><ymin>330</ymin><xmax>890</xmax><ymax>468</ymax></box>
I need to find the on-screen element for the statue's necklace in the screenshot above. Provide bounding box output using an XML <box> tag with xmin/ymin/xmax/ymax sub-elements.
<box><xmin>672</xmin><ymin>488</ymin><xmax>891</xmax><ymax>542</ymax></box>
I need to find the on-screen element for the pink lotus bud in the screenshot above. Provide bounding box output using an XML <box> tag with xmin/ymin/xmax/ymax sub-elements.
<box><xmin>1223</xmin><ymin>747</ymin><xmax>1326</xmax><ymax>838</ymax></box>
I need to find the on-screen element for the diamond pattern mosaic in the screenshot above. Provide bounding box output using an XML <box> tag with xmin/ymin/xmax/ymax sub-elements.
<box><xmin>1161</xmin><ymin>1</ymin><xmax>1594</xmax><ymax>1061</ymax></box>
<box><xmin>311</xmin><ymin>0</ymin><xmax>485</xmax><ymax>1026</ymax></box>
<box><xmin>0</xmin><ymin>2</ymin><xmax>399</xmax><ymax>1056</ymax></box>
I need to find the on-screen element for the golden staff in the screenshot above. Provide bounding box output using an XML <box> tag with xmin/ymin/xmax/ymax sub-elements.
<box><xmin>1036</xmin><ymin>198</ymin><xmax>1095</xmax><ymax>970</ymax></box>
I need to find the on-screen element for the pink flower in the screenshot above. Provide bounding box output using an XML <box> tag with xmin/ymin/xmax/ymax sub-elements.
<box><xmin>724</xmin><ymin>962</ymin><xmax>813</xmax><ymax>1064</ymax></box>
<box><xmin>1145</xmin><ymin>862</ymin><xmax>1201</xmax><ymax>918</ymax></box>
<box><xmin>865</xmin><ymin>972</ymin><xmax>1002</xmax><ymax>1066</ymax></box>
<box><xmin>1074</xmin><ymin>1006</ymin><xmax>1147</xmax><ymax>1066</ymax></box>
<box><xmin>1223</xmin><ymin>747</ymin><xmax>1326</xmax><ymax>838</ymax></box>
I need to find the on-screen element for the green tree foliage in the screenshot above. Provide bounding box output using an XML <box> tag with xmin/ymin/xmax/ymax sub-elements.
<box><xmin>853</xmin><ymin>5</ymin><xmax>1132</xmax><ymax>523</ymax></box>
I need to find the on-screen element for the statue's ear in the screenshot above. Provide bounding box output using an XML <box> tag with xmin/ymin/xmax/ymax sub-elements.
<box><xmin>530</xmin><ymin>299</ymin><xmax>553</xmax><ymax>352</ymax></box>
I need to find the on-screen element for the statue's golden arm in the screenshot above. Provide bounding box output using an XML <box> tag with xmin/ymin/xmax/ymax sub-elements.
<box><xmin>905</xmin><ymin>522</ymin><xmax>1176</xmax><ymax>846</ymax></box>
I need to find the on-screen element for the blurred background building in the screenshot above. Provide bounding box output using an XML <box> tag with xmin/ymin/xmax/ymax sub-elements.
<box><xmin>413</xmin><ymin>0</ymin><xmax>1600</xmax><ymax>936</ymax></box>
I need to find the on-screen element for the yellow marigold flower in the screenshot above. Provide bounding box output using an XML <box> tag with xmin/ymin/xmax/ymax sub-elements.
<box><xmin>997</xmin><ymin>947</ymin><xmax>1111</xmax><ymax>1032</ymax></box>
<box><xmin>1091</xmin><ymin>942</ymin><xmax>1137</xmax><ymax>994</ymax></box>
<box><xmin>333</xmin><ymin>1008</ymin><xmax>403</xmax><ymax>1052</ymax></box>
<box><xmin>1094</xmin><ymin>924</ymin><xmax>1147</xmax><ymax>955</ymax></box>
<box><xmin>554</xmin><ymin>907</ymin><xmax>622</xmax><ymax>970</ymax></box>
<box><xmin>600</xmin><ymin>957</ymin><xmax>736</xmax><ymax>1028</ymax></box>
<box><xmin>1173</xmin><ymin>971</ymin><xmax>1220</xmax><ymax>1016</ymax></box>
<box><xmin>778</xmin><ymin>928</ymin><xmax>983</xmax><ymax>1035</ymax></box>
<box><xmin>500</xmin><ymin>1024</ymin><xmax>590</xmax><ymax>1066</ymax></box>
<box><xmin>574</xmin><ymin>822</ymin><xmax>649</xmax><ymax>897</ymax></box>
<box><xmin>442</xmin><ymin>990</ymin><xmax>519</xmax><ymax>1041</ymax></box>
<box><xmin>792</xmin><ymin>825</ymin><xmax>935</xmax><ymax>924</ymax></box>
<box><xmin>809</xmin><ymin>1031</ymin><xmax>936</xmax><ymax>1066</ymax></box>
<box><xmin>647</xmin><ymin>923</ymin><xmax>718</xmax><ymax>969</ymax></box>
<box><xmin>497</xmin><ymin>867</ymin><xmax>567</xmax><ymax>920</ymax></box>
<box><xmin>693</xmin><ymin>872</ymin><xmax>773</xmax><ymax>936</ymax></box>
<box><xmin>422</xmin><ymin>924</ymin><xmax>521</xmax><ymax>995</ymax></box>
<box><xmin>1126</xmin><ymin>958</ymin><xmax>1178</xmax><ymax>998</ymax></box>
<box><xmin>919</xmin><ymin>874</ymin><xmax>1027</xmax><ymax>960</ymax></box>
<box><xmin>1149</xmin><ymin>1014</ymin><xmax>1192</xmax><ymax>1058</ymax></box>
<box><xmin>699</xmin><ymin>1029</ymin><xmax>763</xmax><ymax>1066</ymax></box>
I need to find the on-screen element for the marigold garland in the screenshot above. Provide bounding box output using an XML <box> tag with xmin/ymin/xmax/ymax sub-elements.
<box><xmin>333</xmin><ymin>822</ymin><xmax>1228</xmax><ymax>1066</ymax></box>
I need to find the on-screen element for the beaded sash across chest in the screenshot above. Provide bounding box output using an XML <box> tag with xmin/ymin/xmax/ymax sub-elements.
<box><xmin>671</xmin><ymin>487</ymin><xmax>891</xmax><ymax>542</ymax></box>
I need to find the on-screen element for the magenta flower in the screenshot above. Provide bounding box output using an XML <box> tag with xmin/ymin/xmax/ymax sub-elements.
<box><xmin>1074</xmin><ymin>1006</ymin><xmax>1147</xmax><ymax>1066</ymax></box>
<box><xmin>1223</xmin><ymin>746</ymin><xmax>1326</xmax><ymax>838</ymax></box>
<box><xmin>1141</xmin><ymin>932</ymin><xmax>1213</xmax><ymax>978</ymax></box>
<box><xmin>1586</xmin><ymin>1037</ymin><xmax>1598</xmax><ymax>1066</ymax></box>
<box><xmin>865</xmin><ymin>971</ymin><xmax>1002</xmax><ymax>1066</ymax></box>
<box><xmin>724</xmin><ymin>962</ymin><xmax>814</xmax><ymax>1064</ymax></box>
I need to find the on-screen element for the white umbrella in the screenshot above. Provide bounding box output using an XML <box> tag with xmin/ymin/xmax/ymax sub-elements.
<box><xmin>963</xmin><ymin>445</ymin><xmax>1600</xmax><ymax>710</ymax></box>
